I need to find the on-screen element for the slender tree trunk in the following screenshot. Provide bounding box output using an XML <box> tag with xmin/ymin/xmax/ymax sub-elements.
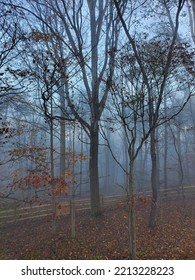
<box><xmin>138</xmin><ymin>143</ymin><xmax>149</xmax><ymax>191</ymax></box>
<box><xmin>163</xmin><ymin>94</ymin><xmax>168</xmax><ymax>196</ymax></box>
<box><xmin>60</xmin><ymin>120</ymin><xmax>66</xmax><ymax>176</ymax></box>
<box><xmin>105</xmin><ymin>146</ymin><xmax>110</xmax><ymax>192</ymax></box>
<box><xmin>164</xmin><ymin>125</ymin><xmax>168</xmax><ymax>195</ymax></box>
<box><xmin>127</xmin><ymin>159</ymin><xmax>136</xmax><ymax>259</ymax></box>
<box><xmin>59</xmin><ymin>83</ymin><xmax>66</xmax><ymax>179</ymax></box>
<box><xmin>177</xmin><ymin>127</ymin><xmax>183</xmax><ymax>188</ymax></box>
<box><xmin>156</xmin><ymin>127</ymin><xmax>160</xmax><ymax>188</ymax></box>
<box><xmin>105</xmin><ymin>126</ymin><xmax>110</xmax><ymax>192</ymax></box>
<box><xmin>149</xmin><ymin>129</ymin><xmax>158</xmax><ymax>228</ymax></box>
<box><xmin>164</xmin><ymin>126</ymin><xmax>168</xmax><ymax>199</ymax></box>
<box><xmin>70</xmin><ymin>198</ymin><xmax>76</xmax><ymax>237</ymax></box>
<box><xmin>184</xmin><ymin>130</ymin><xmax>190</xmax><ymax>185</ymax></box>
<box><xmin>79</xmin><ymin>126</ymin><xmax>84</xmax><ymax>197</ymax></box>
<box><xmin>71</xmin><ymin>124</ymin><xmax>76</xmax><ymax>238</ymax></box>
<box><xmin>176</xmin><ymin>126</ymin><xmax>185</xmax><ymax>202</ymax></box>
<box><xmin>50</xmin><ymin>120</ymin><xmax>56</xmax><ymax>234</ymax></box>
<box><xmin>124</xmin><ymin>135</ymin><xmax>129</xmax><ymax>188</ymax></box>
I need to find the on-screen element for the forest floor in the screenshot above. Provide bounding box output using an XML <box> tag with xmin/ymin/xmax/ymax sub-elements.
<box><xmin>0</xmin><ymin>197</ymin><xmax>194</xmax><ymax>260</ymax></box>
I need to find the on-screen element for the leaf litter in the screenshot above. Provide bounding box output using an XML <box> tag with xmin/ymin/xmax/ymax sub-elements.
<box><xmin>0</xmin><ymin>198</ymin><xmax>194</xmax><ymax>260</ymax></box>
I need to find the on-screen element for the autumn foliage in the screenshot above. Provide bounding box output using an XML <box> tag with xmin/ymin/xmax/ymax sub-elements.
<box><xmin>8</xmin><ymin>145</ymin><xmax>87</xmax><ymax>203</ymax></box>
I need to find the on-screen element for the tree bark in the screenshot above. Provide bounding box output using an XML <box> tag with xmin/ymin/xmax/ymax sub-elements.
<box><xmin>89</xmin><ymin>125</ymin><xmax>101</xmax><ymax>215</ymax></box>
<box><xmin>164</xmin><ymin>96</ymin><xmax>168</xmax><ymax>196</ymax></box>
<box><xmin>71</xmin><ymin>125</ymin><xmax>76</xmax><ymax>237</ymax></box>
<box><xmin>127</xmin><ymin>159</ymin><xmax>136</xmax><ymax>259</ymax></box>
<box><xmin>50</xmin><ymin>119</ymin><xmax>56</xmax><ymax>234</ymax></box>
<box><xmin>59</xmin><ymin>83</ymin><xmax>66</xmax><ymax>179</ymax></box>
<box><xmin>149</xmin><ymin>129</ymin><xmax>158</xmax><ymax>228</ymax></box>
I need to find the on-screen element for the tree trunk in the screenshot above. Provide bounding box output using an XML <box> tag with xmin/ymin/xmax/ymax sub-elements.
<box><xmin>156</xmin><ymin>127</ymin><xmax>160</xmax><ymax>188</ymax></box>
<box><xmin>71</xmin><ymin>124</ymin><xmax>76</xmax><ymax>237</ymax></box>
<box><xmin>79</xmin><ymin>126</ymin><xmax>84</xmax><ymax>196</ymax></box>
<box><xmin>149</xmin><ymin>129</ymin><xmax>158</xmax><ymax>228</ymax></box>
<box><xmin>127</xmin><ymin>159</ymin><xmax>136</xmax><ymax>259</ymax></box>
<box><xmin>50</xmin><ymin>119</ymin><xmax>56</xmax><ymax>234</ymax></box>
<box><xmin>70</xmin><ymin>198</ymin><xmax>76</xmax><ymax>238</ymax></box>
<box><xmin>176</xmin><ymin>126</ymin><xmax>185</xmax><ymax>202</ymax></box>
<box><xmin>164</xmin><ymin>123</ymin><xmax>168</xmax><ymax>197</ymax></box>
<box><xmin>163</xmin><ymin>94</ymin><xmax>168</xmax><ymax>196</ymax></box>
<box><xmin>59</xmin><ymin>83</ymin><xmax>66</xmax><ymax>179</ymax></box>
<box><xmin>89</xmin><ymin>126</ymin><xmax>101</xmax><ymax>216</ymax></box>
<box><xmin>177</xmin><ymin>127</ymin><xmax>183</xmax><ymax>188</ymax></box>
<box><xmin>105</xmin><ymin>125</ymin><xmax>110</xmax><ymax>192</ymax></box>
<box><xmin>60</xmin><ymin>120</ymin><xmax>66</xmax><ymax>176</ymax></box>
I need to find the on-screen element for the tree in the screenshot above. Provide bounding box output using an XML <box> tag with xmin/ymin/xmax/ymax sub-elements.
<box><xmin>113</xmin><ymin>0</ymin><xmax>188</xmax><ymax>229</ymax></box>
<box><xmin>0</xmin><ymin>3</ymin><xmax>28</xmax><ymax>105</ymax></box>
<box><xmin>19</xmin><ymin>0</ymin><xmax>125</xmax><ymax>215</ymax></box>
<box><xmin>105</xmin><ymin>51</ymin><xmax>151</xmax><ymax>259</ymax></box>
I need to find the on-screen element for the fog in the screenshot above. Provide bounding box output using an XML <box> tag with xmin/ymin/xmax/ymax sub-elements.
<box><xmin>1</xmin><ymin>96</ymin><xmax>195</xmax><ymax>200</ymax></box>
<box><xmin>0</xmin><ymin>0</ymin><xmax>195</xmax><ymax>261</ymax></box>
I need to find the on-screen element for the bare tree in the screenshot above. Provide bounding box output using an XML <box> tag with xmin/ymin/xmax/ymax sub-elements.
<box><xmin>19</xmin><ymin>0</ymin><xmax>124</xmax><ymax>215</ymax></box>
<box><xmin>113</xmin><ymin>0</ymin><xmax>187</xmax><ymax>228</ymax></box>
